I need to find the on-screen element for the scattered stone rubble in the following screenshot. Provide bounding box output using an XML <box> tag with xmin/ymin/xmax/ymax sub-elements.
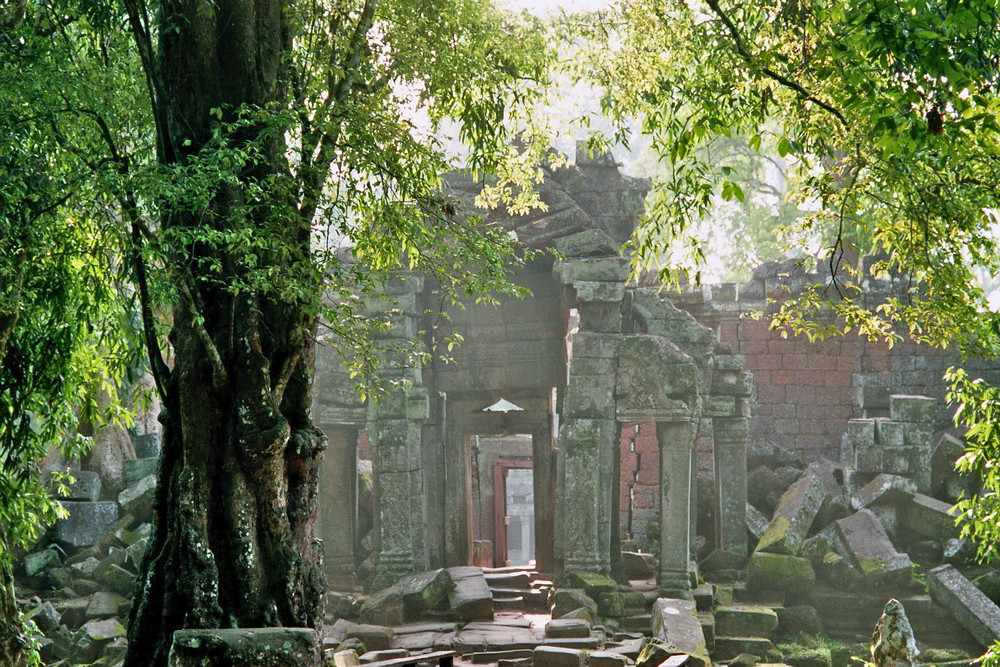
<box><xmin>13</xmin><ymin>436</ymin><xmax>159</xmax><ymax>666</ymax></box>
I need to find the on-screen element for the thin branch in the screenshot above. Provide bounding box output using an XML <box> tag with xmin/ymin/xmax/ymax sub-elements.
<box><xmin>702</xmin><ymin>0</ymin><xmax>848</xmax><ymax>128</ymax></box>
<box><xmin>178</xmin><ymin>273</ymin><xmax>228</xmax><ymax>389</ymax></box>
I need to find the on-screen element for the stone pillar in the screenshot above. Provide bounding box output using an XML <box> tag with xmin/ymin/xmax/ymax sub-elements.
<box><xmin>368</xmin><ymin>272</ymin><xmax>427</xmax><ymax>588</ymax></box>
<box><xmin>713</xmin><ymin>416</ymin><xmax>749</xmax><ymax>554</ymax></box>
<box><xmin>657</xmin><ymin>420</ymin><xmax>698</xmax><ymax>598</ymax></box>
<box><xmin>318</xmin><ymin>426</ymin><xmax>358</xmax><ymax>587</ymax></box>
<box><xmin>556</xmin><ymin>417</ymin><xmax>617</xmax><ymax>576</ymax></box>
<box><xmin>532</xmin><ymin>421</ymin><xmax>556</xmax><ymax>576</ymax></box>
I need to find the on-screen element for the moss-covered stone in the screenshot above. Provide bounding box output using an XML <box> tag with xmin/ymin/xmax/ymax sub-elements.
<box><xmin>561</xmin><ymin>570</ymin><xmax>618</xmax><ymax>598</ymax></box>
<box><xmin>715</xmin><ymin>606</ymin><xmax>779</xmax><ymax>638</ymax></box>
<box><xmin>596</xmin><ymin>591</ymin><xmax>647</xmax><ymax>618</ymax></box>
<box><xmin>747</xmin><ymin>553</ymin><xmax>815</xmax><ymax>592</ymax></box>
<box><xmin>782</xmin><ymin>646</ymin><xmax>831</xmax><ymax>667</ymax></box>
<box><xmin>550</xmin><ymin>588</ymin><xmax>598</xmax><ymax>619</ymax></box>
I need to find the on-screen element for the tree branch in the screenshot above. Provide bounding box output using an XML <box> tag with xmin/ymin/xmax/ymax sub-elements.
<box><xmin>702</xmin><ymin>0</ymin><xmax>848</xmax><ymax>128</ymax></box>
<box><xmin>178</xmin><ymin>273</ymin><xmax>228</xmax><ymax>389</ymax></box>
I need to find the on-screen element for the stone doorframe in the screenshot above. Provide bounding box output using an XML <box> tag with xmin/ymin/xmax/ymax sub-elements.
<box><xmin>553</xmin><ymin>244</ymin><xmax>752</xmax><ymax>597</ymax></box>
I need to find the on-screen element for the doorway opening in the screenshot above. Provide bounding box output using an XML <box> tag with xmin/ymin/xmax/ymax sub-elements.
<box><xmin>495</xmin><ymin>460</ymin><xmax>535</xmax><ymax>567</ymax></box>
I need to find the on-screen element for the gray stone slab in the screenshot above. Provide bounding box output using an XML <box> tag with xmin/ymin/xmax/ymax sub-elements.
<box><xmin>651</xmin><ymin>598</ymin><xmax>710</xmax><ymax>667</ymax></box>
<box><xmin>851</xmin><ymin>474</ymin><xmax>917</xmax><ymax>510</ymax></box>
<box><xmin>52</xmin><ymin>501</ymin><xmax>119</xmax><ymax>548</ymax></box>
<box><xmin>900</xmin><ymin>493</ymin><xmax>961</xmax><ymax>540</ymax></box>
<box><xmin>834</xmin><ymin>509</ymin><xmax>911</xmax><ymax>587</ymax></box>
<box><xmin>168</xmin><ymin>628</ymin><xmax>321</xmax><ymax>666</ymax></box>
<box><xmin>119</xmin><ymin>474</ymin><xmax>157</xmax><ymax>523</ymax></box>
<box><xmin>50</xmin><ymin>470</ymin><xmax>101</xmax><ymax>502</ymax></box>
<box><xmin>533</xmin><ymin>645</ymin><xmax>585</xmax><ymax>667</ymax></box>
<box><xmin>447</xmin><ymin>566</ymin><xmax>494</xmax><ymax>621</ymax></box>
<box><xmin>890</xmin><ymin>395</ymin><xmax>937</xmax><ymax>423</ymax></box>
<box><xmin>755</xmin><ymin>471</ymin><xmax>826</xmax><ymax>556</ymax></box>
<box><xmin>124</xmin><ymin>458</ymin><xmax>158</xmax><ymax>487</ymax></box>
<box><xmin>928</xmin><ymin>564</ymin><xmax>1000</xmax><ymax>648</ymax></box>
<box><xmin>746</xmin><ymin>504</ymin><xmax>769</xmax><ymax>543</ymax></box>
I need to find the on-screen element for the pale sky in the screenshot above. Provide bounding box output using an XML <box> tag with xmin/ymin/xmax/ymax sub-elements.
<box><xmin>503</xmin><ymin>0</ymin><xmax>613</xmax><ymax>15</ymax></box>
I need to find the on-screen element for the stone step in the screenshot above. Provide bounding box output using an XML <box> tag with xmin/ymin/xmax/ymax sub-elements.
<box><xmin>620</xmin><ymin>615</ymin><xmax>651</xmax><ymax>634</ymax></box>
<box><xmin>692</xmin><ymin>586</ymin><xmax>714</xmax><ymax>612</ymax></box>
<box><xmin>732</xmin><ymin>584</ymin><xmax>785</xmax><ymax>607</ymax></box>
<box><xmin>454</xmin><ymin>637</ymin><xmax>601</xmax><ymax>654</ymax></box>
<box><xmin>715</xmin><ymin>605</ymin><xmax>779</xmax><ymax>639</ymax></box>
<box><xmin>713</xmin><ymin>636</ymin><xmax>778</xmax><ymax>661</ymax></box>
<box><xmin>467</xmin><ymin>649</ymin><xmax>533</xmax><ymax>663</ymax></box>
<box><xmin>483</xmin><ymin>566</ymin><xmax>539</xmax><ymax>576</ymax></box>
<box><xmin>492</xmin><ymin>597</ymin><xmax>524</xmax><ymax>612</ymax></box>
<box><xmin>697</xmin><ymin>612</ymin><xmax>715</xmax><ymax>653</ymax></box>
<box><xmin>484</xmin><ymin>571</ymin><xmax>533</xmax><ymax>588</ymax></box>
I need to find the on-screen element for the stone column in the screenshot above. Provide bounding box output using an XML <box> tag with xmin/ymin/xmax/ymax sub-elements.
<box><xmin>712</xmin><ymin>416</ymin><xmax>749</xmax><ymax>554</ymax></box>
<box><xmin>533</xmin><ymin>421</ymin><xmax>556</xmax><ymax>576</ymax></box>
<box><xmin>657</xmin><ymin>420</ymin><xmax>698</xmax><ymax>598</ymax></box>
<box><xmin>556</xmin><ymin>417</ymin><xmax>617</xmax><ymax>576</ymax></box>
<box><xmin>368</xmin><ymin>272</ymin><xmax>427</xmax><ymax>588</ymax></box>
<box><xmin>318</xmin><ymin>426</ymin><xmax>358</xmax><ymax>587</ymax></box>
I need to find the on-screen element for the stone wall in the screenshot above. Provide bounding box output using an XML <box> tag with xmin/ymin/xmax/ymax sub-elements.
<box><xmin>672</xmin><ymin>260</ymin><xmax>1000</xmax><ymax>463</ymax></box>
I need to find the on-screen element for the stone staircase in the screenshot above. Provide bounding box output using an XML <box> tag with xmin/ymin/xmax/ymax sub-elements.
<box><xmin>484</xmin><ymin>567</ymin><xmax>552</xmax><ymax>612</ymax></box>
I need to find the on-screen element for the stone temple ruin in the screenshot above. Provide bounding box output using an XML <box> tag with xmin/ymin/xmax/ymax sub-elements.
<box><xmin>15</xmin><ymin>144</ymin><xmax>1000</xmax><ymax>666</ymax></box>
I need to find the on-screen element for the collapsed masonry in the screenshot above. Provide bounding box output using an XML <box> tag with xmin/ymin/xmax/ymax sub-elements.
<box><xmin>314</xmin><ymin>145</ymin><xmax>753</xmax><ymax>595</ymax></box>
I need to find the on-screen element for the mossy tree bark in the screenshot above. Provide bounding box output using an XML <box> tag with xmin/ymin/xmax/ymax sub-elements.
<box><xmin>1</xmin><ymin>561</ymin><xmax>29</xmax><ymax>667</ymax></box>
<box><xmin>124</xmin><ymin>0</ymin><xmax>328</xmax><ymax>664</ymax></box>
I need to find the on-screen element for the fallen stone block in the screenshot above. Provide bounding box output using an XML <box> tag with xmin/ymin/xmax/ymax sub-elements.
<box><xmin>776</xmin><ymin>605</ymin><xmax>823</xmax><ymax>637</ymax></box>
<box><xmin>851</xmin><ymin>474</ymin><xmax>917</xmax><ymax>511</ymax></box>
<box><xmin>782</xmin><ymin>647</ymin><xmax>831</xmax><ymax>667</ymax></box>
<box><xmin>447</xmin><ymin>566</ymin><xmax>493</xmax><ymax>621</ymax></box>
<box><xmin>927</xmin><ymin>564</ymin><xmax>1000</xmax><ymax>648</ymax></box>
<box><xmin>545</xmin><ymin>618</ymin><xmax>591</xmax><ymax>639</ymax></box>
<box><xmin>97</xmin><ymin>562</ymin><xmax>136</xmax><ymax>596</ymax></box>
<box><xmin>747</xmin><ymin>553</ymin><xmax>815</xmax><ymax>592</ymax></box>
<box><xmin>834</xmin><ymin>509</ymin><xmax>911</xmax><ymax>588</ymax></box>
<box><xmin>360</xmin><ymin>649</ymin><xmax>409</xmax><ymax>663</ymax></box>
<box><xmin>50</xmin><ymin>470</ymin><xmax>101</xmax><ymax>502</ymax></box>
<box><xmin>551</xmin><ymin>588</ymin><xmax>597</xmax><ymax>619</ymax></box>
<box><xmin>814</xmin><ymin>553</ymin><xmax>862</xmax><ymax>589</ymax></box>
<box><xmin>25</xmin><ymin>600</ymin><xmax>61</xmax><ymax>634</ymax></box>
<box><xmin>168</xmin><ymin>627</ymin><xmax>321</xmax><ymax>666</ymax></box>
<box><xmin>86</xmin><ymin>591</ymin><xmax>128</xmax><ymax>620</ymax></box>
<box><xmin>124</xmin><ymin>457</ymin><xmax>158</xmax><ymax>487</ymax></box>
<box><xmin>596</xmin><ymin>590</ymin><xmax>646</xmax><ymax>618</ymax></box>
<box><xmin>622</xmin><ymin>551</ymin><xmax>656</xmax><ymax>578</ymax></box>
<box><xmin>756</xmin><ymin>472</ymin><xmax>826</xmax><ymax>556</ymax></box>
<box><xmin>635</xmin><ymin>638</ymin><xmax>691</xmax><ymax>667</ymax></box>
<box><xmin>561</xmin><ymin>570</ymin><xmax>618</xmax><ymax>598</ymax></box>
<box><xmin>808</xmin><ymin>461</ymin><xmax>850</xmax><ymax>526</ymax></box>
<box><xmin>715</xmin><ymin>606</ymin><xmax>779</xmax><ymax>638</ymax></box>
<box><xmin>119</xmin><ymin>473</ymin><xmax>157</xmax><ymax>523</ymax></box>
<box><xmin>52</xmin><ymin>501</ymin><xmax>119</xmax><ymax>548</ymax></box>
<box><xmin>330</xmin><ymin>649</ymin><xmax>361</xmax><ymax>667</ymax></box>
<box><xmin>713</xmin><ymin>637</ymin><xmax>778</xmax><ymax>662</ymax></box>
<box><xmin>747</xmin><ymin>503</ymin><xmax>769</xmax><ymax>545</ymax></box>
<box><xmin>651</xmin><ymin>598</ymin><xmax>710</xmax><ymax>667</ymax></box>
<box><xmin>900</xmin><ymin>494</ymin><xmax>960</xmax><ymax>540</ymax></box>
<box><xmin>533</xmin><ymin>646</ymin><xmax>585</xmax><ymax>667</ymax></box>
<box><xmin>700</xmin><ymin>549</ymin><xmax>748</xmax><ymax>573</ymax></box>
<box><xmin>345</xmin><ymin>624</ymin><xmax>394</xmax><ymax>653</ymax></box>
<box><xmin>133</xmin><ymin>433</ymin><xmax>161</xmax><ymax>459</ymax></box>
<box><xmin>588</xmin><ymin>650</ymin><xmax>628</xmax><ymax>667</ymax></box>
<box><xmin>889</xmin><ymin>395</ymin><xmax>937</xmax><ymax>424</ymax></box>
<box><xmin>23</xmin><ymin>548</ymin><xmax>61</xmax><ymax>577</ymax></box>
<box><xmin>360</xmin><ymin>569</ymin><xmax>455</xmax><ymax>625</ymax></box>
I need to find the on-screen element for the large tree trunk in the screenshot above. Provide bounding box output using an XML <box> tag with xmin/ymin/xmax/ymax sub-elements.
<box><xmin>0</xmin><ymin>561</ymin><xmax>29</xmax><ymax>667</ymax></box>
<box><xmin>125</xmin><ymin>0</ymin><xmax>328</xmax><ymax>664</ymax></box>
